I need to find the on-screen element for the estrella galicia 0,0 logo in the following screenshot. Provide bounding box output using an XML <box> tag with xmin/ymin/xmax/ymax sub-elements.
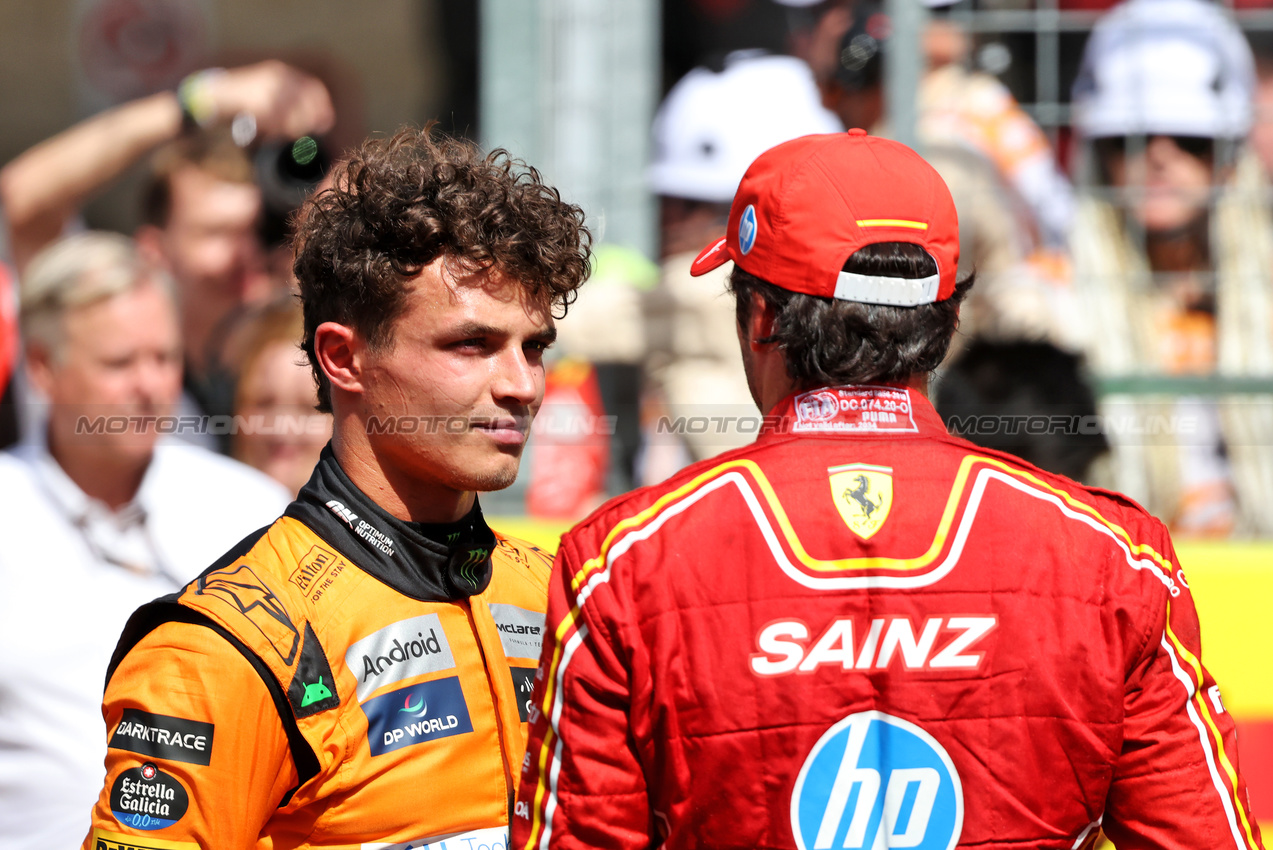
<box><xmin>791</xmin><ymin>710</ymin><xmax>962</xmax><ymax>850</ymax></box>
<box><xmin>109</xmin><ymin>762</ymin><xmax>190</xmax><ymax>830</ymax></box>
<box><xmin>361</xmin><ymin>676</ymin><xmax>473</xmax><ymax>756</ymax></box>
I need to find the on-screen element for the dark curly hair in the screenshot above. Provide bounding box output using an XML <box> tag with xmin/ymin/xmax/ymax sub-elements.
<box><xmin>730</xmin><ymin>242</ymin><xmax>973</xmax><ymax>388</ymax></box>
<box><xmin>292</xmin><ymin>125</ymin><xmax>592</xmax><ymax>411</ymax></box>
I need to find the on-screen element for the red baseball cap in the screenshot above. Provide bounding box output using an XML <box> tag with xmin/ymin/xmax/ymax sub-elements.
<box><xmin>690</xmin><ymin>129</ymin><xmax>960</xmax><ymax>305</ymax></box>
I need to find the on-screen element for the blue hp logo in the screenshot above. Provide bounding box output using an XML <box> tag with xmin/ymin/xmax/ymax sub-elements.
<box><xmin>739</xmin><ymin>204</ymin><xmax>758</xmax><ymax>255</ymax></box>
<box><xmin>791</xmin><ymin>711</ymin><xmax>962</xmax><ymax>850</ymax></box>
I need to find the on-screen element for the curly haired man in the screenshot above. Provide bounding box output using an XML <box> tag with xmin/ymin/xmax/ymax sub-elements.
<box><xmin>83</xmin><ymin>127</ymin><xmax>591</xmax><ymax>849</ymax></box>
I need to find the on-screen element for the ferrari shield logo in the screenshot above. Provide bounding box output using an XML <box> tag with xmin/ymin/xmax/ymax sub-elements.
<box><xmin>829</xmin><ymin>463</ymin><xmax>893</xmax><ymax>539</ymax></box>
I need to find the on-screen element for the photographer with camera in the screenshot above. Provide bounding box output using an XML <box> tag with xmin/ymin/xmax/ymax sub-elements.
<box><xmin>0</xmin><ymin>61</ymin><xmax>335</xmax><ymax>445</ymax></box>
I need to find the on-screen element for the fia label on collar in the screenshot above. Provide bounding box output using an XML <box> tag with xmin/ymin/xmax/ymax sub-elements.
<box><xmin>793</xmin><ymin>386</ymin><xmax>917</xmax><ymax>435</ymax></box>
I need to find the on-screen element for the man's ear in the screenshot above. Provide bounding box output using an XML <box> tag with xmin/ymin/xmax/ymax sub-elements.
<box><xmin>313</xmin><ymin>322</ymin><xmax>365</xmax><ymax>397</ymax></box>
<box><xmin>746</xmin><ymin>290</ymin><xmax>777</xmax><ymax>352</ymax></box>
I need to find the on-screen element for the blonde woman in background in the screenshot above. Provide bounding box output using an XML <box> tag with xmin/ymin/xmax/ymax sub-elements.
<box><xmin>230</xmin><ymin>297</ymin><xmax>331</xmax><ymax>495</ymax></box>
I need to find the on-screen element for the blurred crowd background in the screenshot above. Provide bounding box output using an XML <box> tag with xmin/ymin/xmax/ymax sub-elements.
<box><xmin>1</xmin><ymin>0</ymin><xmax>1272</xmax><ymax>844</ymax></box>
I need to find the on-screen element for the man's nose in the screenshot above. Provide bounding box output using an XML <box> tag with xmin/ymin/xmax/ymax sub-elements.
<box><xmin>133</xmin><ymin>356</ymin><xmax>179</xmax><ymax>406</ymax></box>
<box><xmin>1144</xmin><ymin>135</ymin><xmax>1178</xmax><ymax>165</ymax></box>
<box><xmin>491</xmin><ymin>346</ymin><xmax>541</xmax><ymax>406</ymax></box>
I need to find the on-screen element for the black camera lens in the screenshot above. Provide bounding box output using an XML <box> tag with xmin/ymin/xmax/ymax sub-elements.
<box><xmin>256</xmin><ymin>136</ymin><xmax>331</xmax><ymax>215</ymax></box>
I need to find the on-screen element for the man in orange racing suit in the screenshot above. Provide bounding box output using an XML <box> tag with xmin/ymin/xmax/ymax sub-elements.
<box><xmin>84</xmin><ymin>126</ymin><xmax>591</xmax><ymax>849</ymax></box>
<box><xmin>513</xmin><ymin>131</ymin><xmax>1264</xmax><ymax>849</ymax></box>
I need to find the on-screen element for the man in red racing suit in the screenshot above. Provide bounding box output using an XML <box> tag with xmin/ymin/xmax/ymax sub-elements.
<box><xmin>512</xmin><ymin>131</ymin><xmax>1265</xmax><ymax>850</ymax></box>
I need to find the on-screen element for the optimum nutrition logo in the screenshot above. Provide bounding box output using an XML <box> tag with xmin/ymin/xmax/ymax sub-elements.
<box><xmin>326</xmin><ymin>499</ymin><xmax>396</xmax><ymax>556</ymax></box>
<box><xmin>344</xmin><ymin>613</ymin><xmax>457</xmax><ymax>701</ymax></box>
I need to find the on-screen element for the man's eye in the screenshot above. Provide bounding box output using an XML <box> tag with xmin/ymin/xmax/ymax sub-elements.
<box><xmin>526</xmin><ymin>340</ymin><xmax>553</xmax><ymax>353</ymax></box>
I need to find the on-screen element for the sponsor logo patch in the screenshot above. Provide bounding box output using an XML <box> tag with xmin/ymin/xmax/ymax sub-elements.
<box><xmin>488</xmin><ymin>603</ymin><xmax>546</xmax><ymax>660</ymax></box>
<box><xmin>739</xmin><ymin>204</ymin><xmax>758</xmax><ymax>255</ymax></box>
<box><xmin>108</xmin><ymin>710</ymin><xmax>213</xmax><ymax>766</ymax></box>
<box><xmin>92</xmin><ymin>828</ymin><xmax>199</xmax><ymax>850</ymax></box>
<box><xmin>791</xmin><ymin>711</ymin><xmax>962</xmax><ymax>850</ymax></box>
<box><xmin>289</xmin><ymin>545</ymin><xmax>348</xmax><ymax>604</ymax></box>
<box><xmin>287</xmin><ymin>622</ymin><xmax>341</xmax><ymax>717</ymax></box>
<box><xmin>196</xmin><ymin>564</ymin><xmax>299</xmax><ymax>665</ymax></box>
<box><xmin>108</xmin><ymin>764</ymin><xmax>190</xmax><ymax>831</ymax></box>
<box><xmin>327</xmin><ymin>499</ymin><xmax>396</xmax><ymax>555</ymax></box>
<box><xmin>829</xmin><ymin>464</ymin><xmax>893</xmax><ymax>540</ymax></box>
<box><xmin>793</xmin><ymin>386</ymin><xmax>918</xmax><ymax>435</ymax></box>
<box><xmin>509</xmin><ymin>666</ymin><xmax>537</xmax><ymax>722</ymax></box>
<box><xmin>362</xmin><ymin>825</ymin><xmax>509</xmax><ymax>850</ymax></box>
<box><xmin>362</xmin><ymin>676</ymin><xmax>473</xmax><ymax>756</ymax></box>
<box><xmin>345</xmin><ymin>613</ymin><xmax>457</xmax><ymax>702</ymax></box>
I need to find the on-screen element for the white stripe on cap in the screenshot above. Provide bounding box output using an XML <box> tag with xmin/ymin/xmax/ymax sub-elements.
<box><xmin>833</xmin><ymin>270</ymin><xmax>940</xmax><ymax>306</ymax></box>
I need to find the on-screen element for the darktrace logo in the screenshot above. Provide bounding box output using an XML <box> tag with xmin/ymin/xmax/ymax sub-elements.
<box><xmin>108</xmin><ymin>709</ymin><xmax>214</xmax><ymax>766</ymax></box>
<box><xmin>361</xmin><ymin>676</ymin><xmax>473</xmax><ymax>756</ymax></box>
<box><xmin>109</xmin><ymin>762</ymin><xmax>190</xmax><ymax>831</ymax></box>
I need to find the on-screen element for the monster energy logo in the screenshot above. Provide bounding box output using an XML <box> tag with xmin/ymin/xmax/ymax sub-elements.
<box><xmin>456</xmin><ymin>547</ymin><xmax>490</xmax><ymax>589</ymax></box>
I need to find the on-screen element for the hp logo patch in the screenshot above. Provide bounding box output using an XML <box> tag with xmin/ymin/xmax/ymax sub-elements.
<box><xmin>791</xmin><ymin>711</ymin><xmax>962</xmax><ymax>850</ymax></box>
<box><xmin>739</xmin><ymin>204</ymin><xmax>758</xmax><ymax>255</ymax></box>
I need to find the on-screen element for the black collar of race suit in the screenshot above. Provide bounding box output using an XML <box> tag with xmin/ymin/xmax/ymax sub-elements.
<box><xmin>284</xmin><ymin>446</ymin><xmax>497</xmax><ymax>602</ymax></box>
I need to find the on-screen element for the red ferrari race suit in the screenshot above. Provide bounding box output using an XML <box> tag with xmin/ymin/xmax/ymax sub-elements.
<box><xmin>85</xmin><ymin>447</ymin><xmax>551</xmax><ymax>849</ymax></box>
<box><xmin>513</xmin><ymin>384</ymin><xmax>1265</xmax><ymax>850</ymax></box>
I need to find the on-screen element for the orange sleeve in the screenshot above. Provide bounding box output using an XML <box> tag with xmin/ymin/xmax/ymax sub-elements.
<box><xmin>82</xmin><ymin>619</ymin><xmax>298</xmax><ymax>850</ymax></box>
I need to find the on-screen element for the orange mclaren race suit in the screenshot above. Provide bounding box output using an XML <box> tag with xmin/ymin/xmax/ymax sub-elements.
<box><xmin>513</xmin><ymin>384</ymin><xmax>1265</xmax><ymax>850</ymax></box>
<box><xmin>85</xmin><ymin>447</ymin><xmax>551</xmax><ymax>849</ymax></box>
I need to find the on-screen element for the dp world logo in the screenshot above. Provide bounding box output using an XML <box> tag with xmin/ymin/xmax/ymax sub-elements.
<box><xmin>791</xmin><ymin>711</ymin><xmax>962</xmax><ymax>850</ymax></box>
<box><xmin>739</xmin><ymin>204</ymin><xmax>758</xmax><ymax>255</ymax></box>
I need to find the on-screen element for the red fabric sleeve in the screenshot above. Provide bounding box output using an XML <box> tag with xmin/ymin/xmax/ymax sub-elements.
<box><xmin>1103</xmin><ymin>539</ymin><xmax>1265</xmax><ymax>850</ymax></box>
<box><xmin>513</xmin><ymin>529</ymin><xmax>652</xmax><ymax>850</ymax></box>
<box><xmin>82</xmin><ymin>619</ymin><xmax>298</xmax><ymax>849</ymax></box>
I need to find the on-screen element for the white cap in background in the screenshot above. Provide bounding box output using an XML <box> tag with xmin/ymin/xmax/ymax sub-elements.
<box><xmin>1071</xmin><ymin>0</ymin><xmax>1255</xmax><ymax>140</ymax></box>
<box><xmin>647</xmin><ymin>52</ymin><xmax>844</xmax><ymax>203</ymax></box>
